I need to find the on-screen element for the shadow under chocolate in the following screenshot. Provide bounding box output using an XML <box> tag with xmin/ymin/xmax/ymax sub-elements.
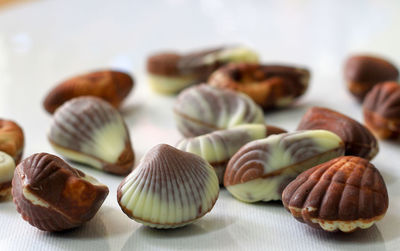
<box><xmin>122</xmin><ymin>215</ymin><xmax>237</xmax><ymax>250</ymax></box>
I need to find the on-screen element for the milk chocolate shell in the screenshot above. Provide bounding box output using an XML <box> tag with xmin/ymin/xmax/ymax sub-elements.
<box><xmin>208</xmin><ymin>63</ymin><xmax>310</xmax><ymax>109</ymax></box>
<box><xmin>0</xmin><ymin>151</ymin><xmax>15</xmax><ymax>197</ymax></box>
<box><xmin>282</xmin><ymin>156</ymin><xmax>388</xmax><ymax>232</ymax></box>
<box><xmin>147</xmin><ymin>46</ymin><xmax>259</xmax><ymax>94</ymax></box>
<box><xmin>48</xmin><ymin>97</ymin><xmax>134</xmax><ymax>175</ymax></box>
<box><xmin>117</xmin><ymin>144</ymin><xmax>219</xmax><ymax>229</ymax></box>
<box><xmin>363</xmin><ymin>81</ymin><xmax>400</xmax><ymax>140</ymax></box>
<box><xmin>224</xmin><ymin>130</ymin><xmax>345</xmax><ymax>202</ymax></box>
<box><xmin>344</xmin><ymin>55</ymin><xmax>399</xmax><ymax>101</ymax></box>
<box><xmin>174</xmin><ymin>84</ymin><xmax>264</xmax><ymax>137</ymax></box>
<box><xmin>12</xmin><ymin>153</ymin><xmax>109</xmax><ymax>231</ymax></box>
<box><xmin>176</xmin><ymin>124</ymin><xmax>286</xmax><ymax>184</ymax></box>
<box><xmin>297</xmin><ymin>107</ymin><xmax>379</xmax><ymax>160</ymax></box>
<box><xmin>43</xmin><ymin>70</ymin><xmax>134</xmax><ymax>114</ymax></box>
<box><xmin>0</xmin><ymin>119</ymin><xmax>24</xmax><ymax>164</ymax></box>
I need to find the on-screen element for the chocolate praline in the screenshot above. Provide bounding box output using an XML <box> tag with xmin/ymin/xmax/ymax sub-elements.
<box><xmin>12</xmin><ymin>153</ymin><xmax>109</xmax><ymax>231</ymax></box>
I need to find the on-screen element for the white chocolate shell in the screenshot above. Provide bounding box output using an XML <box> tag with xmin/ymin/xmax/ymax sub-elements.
<box><xmin>224</xmin><ymin>130</ymin><xmax>345</xmax><ymax>202</ymax></box>
<box><xmin>117</xmin><ymin>144</ymin><xmax>219</xmax><ymax>229</ymax></box>
<box><xmin>48</xmin><ymin>97</ymin><xmax>134</xmax><ymax>175</ymax></box>
<box><xmin>174</xmin><ymin>84</ymin><xmax>264</xmax><ymax>137</ymax></box>
<box><xmin>176</xmin><ymin>124</ymin><xmax>269</xmax><ymax>184</ymax></box>
<box><xmin>0</xmin><ymin>151</ymin><xmax>15</xmax><ymax>196</ymax></box>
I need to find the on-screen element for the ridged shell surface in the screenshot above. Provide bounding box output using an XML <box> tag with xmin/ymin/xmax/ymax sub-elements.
<box><xmin>117</xmin><ymin>144</ymin><xmax>219</xmax><ymax>229</ymax></box>
<box><xmin>48</xmin><ymin>97</ymin><xmax>134</xmax><ymax>175</ymax></box>
<box><xmin>282</xmin><ymin>156</ymin><xmax>388</xmax><ymax>232</ymax></box>
<box><xmin>174</xmin><ymin>84</ymin><xmax>264</xmax><ymax>137</ymax></box>
<box><xmin>224</xmin><ymin>130</ymin><xmax>345</xmax><ymax>202</ymax></box>
<box><xmin>297</xmin><ymin>107</ymin><xmax>379</xmax><ymax>160</ymax></box>
<box><xmin>12</xmin><ymin>153</ymin><xmax>109</xmax><ymax>231</ymax></box>
<box><xmin>176</xmin><ymin>124</ymin><xmax>268</xmax><ymax>184</ymax></box>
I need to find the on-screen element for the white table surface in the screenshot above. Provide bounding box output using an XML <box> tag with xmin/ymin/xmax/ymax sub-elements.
<box><xmin>1</xmin><ymin>0</ymin><xmax>400</xmax><ymax>250</ymax></box>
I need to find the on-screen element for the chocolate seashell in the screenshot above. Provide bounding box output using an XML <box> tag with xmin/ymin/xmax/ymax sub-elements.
<box><xmin>176</xmin><ymin>124</ymin><xmax>287</xmax><ymax>184</ymax></box>
<box><xmin>147</xmin><ymin>46</ymin><xmax>259</xmax><ymax>95</ymax></box>
<box><xmin>12</xmin><ymin>153</ymin><xmax>109</xmax><ymax>231</ymax></box>
<box><xmin>363</xmin><ymin>81</ymin><xmax>400</xmax><ymax>140</ymax></box>
<box><xmin>174</xmin><ymin>84</ymin><xmax>264</xmax><ymax>137</ymax></box>
<box><xmin>282</xmin><ymin>156</ymin><xmax>388</xmax><ymax>232</ymax></box>
<box><xmin>224</xmin><ymin>130</ymin><xmax>345</xmax><ymax>202</ymax></box>
<box><xmin>117</xmin><ymin>144</ymin><xmax>219</xmax><ymax>229</ymax></box>
<box><xmin>48</xmin><ymin>97</ymin><xmax>134</xmax><ymax>175</ymax></box>
<box><xmin>43</xmin><ymin>70</ymin><xmax>134</xmax><ymax>114</ymax></box>
<box><xmin>208</xmin><ymin>63</ymin><xmax>310</xmax><ymax>109</ymax></box>
<box><xmin>344</xmin><ymin>55</ymin><xmax>399</xmax><ymax>101</ymax></box>
<box><xmin>297</xmin><ymin>107</ymin><xmax>379</xmax><ymax>160</ymax></box>
<box><xmin>0</xmin><ymin>151</ymin><xmax>15</xmax><ymax>197</ymax></box>
<box><xmin>0</xmin><ymin>119</ymin><xmax>24</xmax><ymax>164</ymax></box>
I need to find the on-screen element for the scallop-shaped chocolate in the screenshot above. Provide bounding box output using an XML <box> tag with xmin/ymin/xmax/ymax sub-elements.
<box><xmin>224</xmin><ymin>130</ymin><xmax>345</xmax><ymax>202</ymax></box>
<box><xmin>174</xmin><ymin>84</ymin><xmax>264</xmax><ymax>137</ymax></box>
<box><xmin>297</xmin><ymin>107</ymin><xmax>379</xmax><ymax>160</ymax></box>
<box><xmin>282</xmin><ymin>156</ymin><xmax>388</xmax><ymax>232</ymax></box>
<box><xmin>0</xmin><ymin>151</ymin><xmax>15</xmax><ymax>197</ymax></box>
<box><xmin>12</xmin><ymin>153</ymin><xmax>109</xmax><ymax>231</ymax></box>
<box><xmin>363</xmin><ymin>81</ymin><xmax>400</xmax><ymax>140</ymax></box>
<box><xmin>48</xmin><ymin>97</ymin><xmax>134</xmax><ymax>175</ymax></box>
<box><xmin>176</xmin><ymin>124</ymin><xmax>286</xmax><ymax>184</ymax></box>
<box><xmin>117</xmin><ymin>144</ymin><xmax>219</xmax><ymax>229</ymax></box>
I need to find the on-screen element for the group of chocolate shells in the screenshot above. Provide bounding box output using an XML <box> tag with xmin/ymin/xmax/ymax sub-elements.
<box><xmin>1</xmin><ymin>45</ymin><xmax>396</xmax><ymax>235</ymax></box>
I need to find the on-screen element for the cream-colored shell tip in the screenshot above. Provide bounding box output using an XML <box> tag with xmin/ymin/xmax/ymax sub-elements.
<box><xmin>224</xmin><ymin>130</ymin><xmax>345</xmax><ymax>203</ymax></box>
<box><xmin>0</xmin><ymin>151</ymin><xmax>15</xmax><ymax>197</ymax></box>
<box><xmin>48</xmin><ymin>96</ymin><xmax>134</xmax><ymax>175</ymax></box>
<box><xmin>117</xmin><ymin>144</ymin><xmax>219</xmax><ymax>229</ymax></box>
<box><xmin>174</xmin><ymin>84</ymin><xmax>265</xmax><ymax>137</ymax></box>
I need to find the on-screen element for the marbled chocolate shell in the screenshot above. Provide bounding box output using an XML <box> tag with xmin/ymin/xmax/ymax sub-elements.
<box><xmin>174</xmin><ymin>84</ymin><xmax>264</xmax><ymax>137</ymax></box>
<box><xmin>297</xmin><ymin>107</ymin><xmax>379</xmax><ymax>160</ymax></box>
<box><xmin>0</xmin><ymin>151</ymin><xmax>15</xmax><ymax>197</ymax></box>
<box><xmin>117</xmin><ymin>144</ymin><xmax>219</xmax><ymax>229</ymax></box>
<box><xmin>48</xmin><ymin>97</ymin><xmax>134</xmax><ymax>175</ymax></box>
<box><xmin>363</xmin><ymin>81</ymin><xmax>400</xmax><ymax>140</ymax></box>
<box><xmin>224</xmin><ymin>130</ymin><xmax>345</xmax><ymax>203</ymax></box>
<box><xmin>176</xmin><ymin>124</ymin><xmax>286</xmax><ymax>184</ymax></box>
<box><xmin>12</xmin><ymin>153</ymin><xmax>109</xmax><ymax>231</ymax></box>
<box><xmin>282</xmin><ymin>156</ymin><xmax>388</xmax><ymax>232</ymax></box>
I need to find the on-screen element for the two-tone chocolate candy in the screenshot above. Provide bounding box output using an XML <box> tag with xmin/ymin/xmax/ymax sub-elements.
<box><xmin>282</xmin><ymin>156</ymin><xmax>388</xmax><ymax>232</ymax></box>
<box><xmin>224</xmin><ymin>130</ymin><xmax>345</xmax><ymax>203</ymax></box>
<box><xmin>43</xmin><ymin>70</ymin><xmax>134</xmax><ymax>114</ymax></box>
<box><xmin>48</xmin><ymin>97</ymin><xmax>134</xmax><ymax>175</ymax></box>
<box><xmin>208</xmin><ymin>63</ymin><xmax>310</xmax><ymax>109</ymax></box>
<box><xmin>117</xmin><ymin>144</ymin><xmax>219</xmax><ymax>229</ymax></box>
<box><xmin>297</xmin><ymin>107</ymin><xmax>379</xmax><ymax>160</ymax></box>
<box><xmin>344</xmin><ymin>55</ymin><xmax>399</xmax><ymax>101</ymax></box>
<box><xmin>12</xmin><ymin>153</ymin><xmax>109</xmax><ymax>231</ymax></box>
<box><xmin>176</xmin><ymin>124</ymin><xmax>286</xmax><ymax>184</ymax></box>
<box><xmin>363</xmin><ymin>81</ymin><xmax>400</xmax><ymax>140</ymax></box>
<box><xmin>147</xmin><ymin>46</ymin><xmax>259</xmax><ymax>94</ymax></box>
<box><xmin>174</xmin><ymin>84</ymin><xmax>264</xmax><ymax>137</ymax></box>
<box><xmin>0</xmin><ymin>151</ymin><xmax>15</xmax><ymax>197</ymax></box>
<box><xmin>0</xmin><ymin>119</ymin><xmax>24</xmax><ymax>164</ymax></box>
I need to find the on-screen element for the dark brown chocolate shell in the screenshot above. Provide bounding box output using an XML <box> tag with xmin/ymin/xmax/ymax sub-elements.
<box><xmin>297</xmin><ymin>107</ymin><xmax>379</xmax><ymax>160</ymax></box>
<box><xmin>12</xmin><ymin>153</ymin><xmax>109</xmax><ymax>231</ymax></box>
<box><xmin>43</xmin><ymin>70</ymin><xmax>134</xmax><ymax>114</ymax></box>
<box><xmin>344</xmin><ymin>55</ymin><xmax>399</xmax><ymax>101</ymax></box>
<box><xmin>282</xmin><ymin>156</ymin><xmax>388</xmax><ymax>232</ymax></box>
<box><xmin>363</xmin><ymin>82</ymin><xmax>400</xmax><ymax>140</ymax></box>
